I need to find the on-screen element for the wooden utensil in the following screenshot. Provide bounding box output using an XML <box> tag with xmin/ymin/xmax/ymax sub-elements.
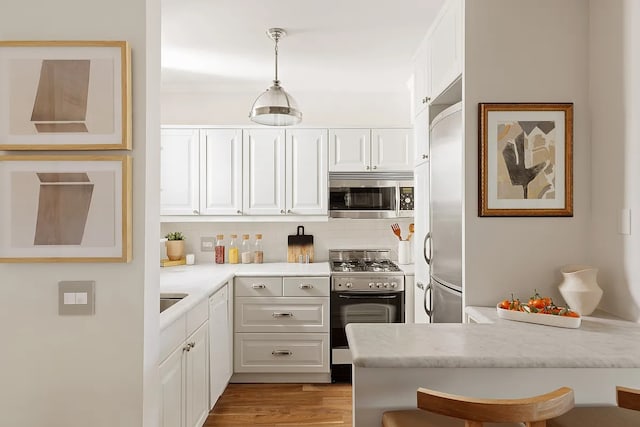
<box><xmin>407</xmin><ymin>223</ymin><xmax>414</xmax><ymax>241</ymax></box>
<box><xmin>391</xmin><ymin>223</ymin><xmax>402</xmax><ymax>240</ymax></box>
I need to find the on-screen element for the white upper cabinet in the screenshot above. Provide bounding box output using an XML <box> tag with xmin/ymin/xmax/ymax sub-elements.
<box><xmin>414</xmin><ymin>108</ymin><xmax>430</xmax><ymax>166</ymax></box>
<box><xmin>328</xmin><ymin>129</ymin><xmax>370</xmax><ymax>172</ymax></box>
<box><xmin>371</xmin><ymin>129</ymin><xmax>414</xmax><ymax>171</ymax></box>
<box><xmin>329</xmin><ymin>128</ymin><xmax>412</xmax><ymax>172</ymax></box>
<box><xmin>413</xmin><ymin>39</ymin><xmax>431</xmax><ymax>117</ymax></box>
<box><xmin>199</xmin><ymin>129</ymin><xmax>242</xmax><ymax>215</ymax></box>
<box><xmin>286</xmin><ymin>129</ymin><xmax>328</xmax><ymax>215</ymax></box>
<box><xmin>428</xmin><ymin>0</ymin><xmax>462</xmax><ymax>99</ymax></box>
<box><xmin>160</xmin><ymin>128</ymin><xmax>200</xmax><ymax>216</ymax></box>
<box><xmin>242</xmin><ymin>129</ymin><xmax>286</xmax><ymax>215</ymax></box>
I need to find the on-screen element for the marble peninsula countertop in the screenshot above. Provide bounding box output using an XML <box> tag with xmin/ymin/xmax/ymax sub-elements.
<box><xmin>346</xmin><ymin>306</ymin><xmax>640</xmax><ymax>369</ymax></box>
<box><xmin>160</xmin><ymin>262</ymin><xmax>331</xmax><ymax>330</ymax></box>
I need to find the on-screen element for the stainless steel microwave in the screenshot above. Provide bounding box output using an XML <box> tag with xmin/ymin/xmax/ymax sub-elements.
<box><xmin>329</xmin><ymin>172</ymin><xmax>414</xmax><ymax>219</ymax></box>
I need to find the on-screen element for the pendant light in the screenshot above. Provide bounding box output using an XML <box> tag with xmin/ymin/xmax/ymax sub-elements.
<box><xmin>249</xmin><ymin>28</ymin><xmax>302</xmax><ymax>126</ymax></box>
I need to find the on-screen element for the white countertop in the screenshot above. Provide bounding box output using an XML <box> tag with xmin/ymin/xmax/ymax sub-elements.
<box><xmin>160</xmin><ymin>262</ymin><xmax>331</xmax><ymax>330</ymax></box>
<box><xmin>346</xmin><ymin>306</ymin><xmax>640</xmax><ymax>369</ymax></box>
<box><xmin>397</xmin><ymin>263</ymin><xmax>414</xmax><ymax>275</ymax></box>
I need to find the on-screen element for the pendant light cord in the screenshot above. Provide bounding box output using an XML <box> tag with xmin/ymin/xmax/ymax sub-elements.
<box><xmin>274</xmin><ymin>34</ymin><xmax>279</xmax><ymax>84</ymax></box>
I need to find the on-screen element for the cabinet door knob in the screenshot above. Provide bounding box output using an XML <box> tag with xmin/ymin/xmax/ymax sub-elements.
<box><xmin>189</xmin><ymin>341</ymin><xmax>196</xmax><ymax>349</ymax></box>
<box><xmin>422</xmin><ymin>154</ymin><xmax>429</xmax><ymax>159</ymax></box>
<box><xmin>287</xmin><ymin>209</ymin><xmax>292</xmax><ymax>214</ymax></box>
<box><xmin>280</xmin><ymin>209</ymin><xmax>285</xmax><ymax>214</ymax></box>
<box><xmin>372</xmin><ymin>165</ymin><xmax>378</xmax><ymax>170</ymax></box>
<box><xmin>192</xmin><ymin>209</ymin><xmax>199</xmax><ymax>215</ymax></box>
<box><xmin>236</xmin><ymin>210</ymin><xmax>242</xmax><ymax>214</ymax></box>
<box><xmin>366</xmin><ymin>165</ymin><xmax>371</xmax><ymax>170</ymax></box>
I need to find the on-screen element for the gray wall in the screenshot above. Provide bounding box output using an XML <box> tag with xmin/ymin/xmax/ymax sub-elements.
<box><xmin>463</xmin><ymin>0</ymin><xmax>592</xmax><ymax>308</ymax></box>
<box><xmin>587</xmin><ymin>0</ymin><xmax>640</xmax><ymax>320</ymax></box>
<box><xmin>0</xmin><ymin>1</ymin><xmax>161</xmax><ymax>426</ymax></box>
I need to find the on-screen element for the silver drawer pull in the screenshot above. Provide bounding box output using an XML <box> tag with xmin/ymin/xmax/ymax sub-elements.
<box><xmin>271</xmin><ymin>350</ymin><xmax>293</xmax><ymax>356</ymax></box>
<box><xmin>272</xmin><ymin>312</ymin><xmax>293</xmax><ymax>318</ymax></box>
<box><xmin>251</xmin><ymin>284</ymin><xmax>266</xmax><ymax>289</ymax></box>
<box><xmin>299</xmin><ymin>284</ymin><xmax>313</xmax><ymax>289</ymax></box>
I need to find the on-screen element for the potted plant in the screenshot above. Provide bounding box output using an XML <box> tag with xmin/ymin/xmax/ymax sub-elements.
<box><xmin>164</xmin><ymin>231</ymin><xmax>185</xmax><ymax>260</ymax></box>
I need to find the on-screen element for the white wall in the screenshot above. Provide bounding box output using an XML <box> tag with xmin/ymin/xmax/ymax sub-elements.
<box><xmin>161</xmin><ymin>218</ymin><xmax>414</xmax><ymax>264</ymax></box>
<box><xmin>588</xmin><ymin>0</ymin><xmax>640</xmax><ymax>320</ymax></box>
<box><xmin>463</xmin><ymin>0</ymin><xmax>592</xmax><ymax>308</ymax></box>
<box><xmin>0</xmin><ymin>1</ymin><xmax>161</xmax><ymax>426</ymax></box>
<box><xmin>161</xmin><ymin>90</ymin><xmax>412</xmax><ymax>127</ymax></box>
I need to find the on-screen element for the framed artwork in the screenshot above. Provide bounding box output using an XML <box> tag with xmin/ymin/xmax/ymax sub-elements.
<box><xmin>0</xmin><ymin>155</ymin><xmax>132</xmax><ymax>262</ymax></box>
<box><xmin>0</xmin><ymin>41</ymin><xmax>131</xmax><ymax>150</ymax></box>
<box><xmin>479</xmin><ymin>103</ymin><xmax>573</xmax><ymax>217</ymax></box>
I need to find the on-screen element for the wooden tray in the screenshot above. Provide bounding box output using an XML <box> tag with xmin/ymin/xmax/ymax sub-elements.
<box><xmin>496</xmin><ymin>304</ymin><xmax>581</xmax><ymax>329</ymax></box>
<box><xmin>161</xmin><ymin>258</ymin><xmax>186</xmax><ymax>267</ymax></box>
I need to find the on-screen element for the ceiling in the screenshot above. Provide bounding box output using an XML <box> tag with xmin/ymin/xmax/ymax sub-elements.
<box><xmin>161</xmin><ymin>0</ymin><xmax>445</xmax><ymax>95</ymax></box>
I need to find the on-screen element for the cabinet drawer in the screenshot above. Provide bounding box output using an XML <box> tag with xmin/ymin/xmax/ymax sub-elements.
<box><xmin>235</xmin><ymin>297</ymin><xmax>329</xmax><ymax>333</ymax></box>
<box><xmin>160</xmin><ymin>314</ymin><xmax>186</xmax><ymax>363</ymax></box>
<box><xmin>186</xmin><ymin>298</ymin><xmax>209</xmax><ymax>336</ymax></box>
<box><xmin>235</xmin><ymin>277</ymin><xmax>283</xmax><ymax>297</ymax></box>
<box><xmin>283</xmin><ymin>277</ymin><xmax>330</xmax><ymax>297</ymax></box>
<box><xmin>234</xmin><ymin>333</ymin><xmax>329</xmax><ymax>373</ymax></box>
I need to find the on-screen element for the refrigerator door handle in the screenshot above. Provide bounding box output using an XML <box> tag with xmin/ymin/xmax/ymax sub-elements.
<box><xmin>423</xmin><ymin>232</ymin><xmax>432</xmax><ymax>265</ymax></box>
<box><xmin>424</xmin><ymin>282</ymin><xmax>432</xmax><ymax>320</ymax></box>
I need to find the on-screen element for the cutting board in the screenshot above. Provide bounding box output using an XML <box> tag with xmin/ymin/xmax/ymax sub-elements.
<box><xmin>287</xmin><ymin>225</ymin><xmax>314</xmax><ymax>263</ymax></box>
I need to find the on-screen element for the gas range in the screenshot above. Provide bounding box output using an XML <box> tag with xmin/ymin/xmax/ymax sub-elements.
<box><xmin>329</xmin><ymin>249</ymin><xmax>405</xmax><ymax>292</ymax></box>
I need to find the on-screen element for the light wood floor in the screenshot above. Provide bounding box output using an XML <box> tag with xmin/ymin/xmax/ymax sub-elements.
<box><xmin>205</xmin><ymin>383</ymin><xmax>352</xmax><ymax>426</ymax></box>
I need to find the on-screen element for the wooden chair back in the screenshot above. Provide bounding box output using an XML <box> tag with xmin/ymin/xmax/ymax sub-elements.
<box><xmin>416</xmin><ymin>386</ymin><xmax>575</xmax><ymax>427</ymax></box>
<box><xmin>617</xmin><ymin>386</ymin><xmax>640</xmax><ymax>411</ymax></box>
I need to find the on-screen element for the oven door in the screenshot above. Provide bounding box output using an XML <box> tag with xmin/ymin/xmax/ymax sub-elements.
<box><xmin>330</xmin><ymin>291</ymin><xmax>404</xmax><ymax>350</ymax></box>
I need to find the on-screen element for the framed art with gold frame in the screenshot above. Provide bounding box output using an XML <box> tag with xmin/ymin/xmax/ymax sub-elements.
<box><xmin>479</xmin><ymin>103</ymin><xmax>573</xmax><ymax>217</ymax></box>
<box><xmin>0</xmin><ymin>41</ymin><xmax>131</xmax><ymax>150</ymax></box>
<box><xmin>0</xmin><ymin>155</ymin><xmax>132</xmax><ymax>262</ymax></box>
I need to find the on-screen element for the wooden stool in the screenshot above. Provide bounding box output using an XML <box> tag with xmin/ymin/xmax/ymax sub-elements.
<box><xmin>547</xmin><ymin>386</ymin><xmax>640</xmax><ymax>427</ymax></box>
<box><xmin>382</xmin><ymin>387</ymin><xmax>574</xmax><ymax>427</ymax></box>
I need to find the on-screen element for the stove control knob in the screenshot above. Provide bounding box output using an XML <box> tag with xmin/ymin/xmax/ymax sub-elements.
<box><xmin>369</xmin><ymin>282</ymin><xmax>375</xmax><ymax>288</ymax></box>
<box><xmin>391</xmin><ymin>282</ymin><xmax>398</xmax><ymax>288</ymax></box>
<box><xmin>345</xmin><ymin>282</ymin><xmax>353</xmax><ymax>288</ymax></box>
<box><xmin>383</xmin><ymin>282</ymin><xmax>390</xmax><ymax>288</ymax></box>
<box><xmin>376</xmin><ymin>282</ymin><xmax>382</xmax><ymax>288</ymax></box>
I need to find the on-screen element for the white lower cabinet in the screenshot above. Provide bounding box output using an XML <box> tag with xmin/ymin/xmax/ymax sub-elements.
<box><xmin>208</xmin><ymin>283</ymin><xmax>232</xmax><ymax>409</ymax></box>
<box><xmin>185</xmin><ymin>323</ymin><xmax>209</xmax><ymax>427</ymax></box>
<box><xmin>233</xmin><ymin>276</ymin><xmax>330</xmax><ymax>382</ymax></box>
<box><xmin>159</xmin><ymin>344</ymin><xmax>184</xmax><ymax>427</ymax></box>
<box><xmin>159</xmin><ymin>301</ymin><xmax>209</xmax><ymax>427</ymax></box>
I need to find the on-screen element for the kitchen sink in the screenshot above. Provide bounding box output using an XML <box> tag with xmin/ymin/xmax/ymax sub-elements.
<box><xmin>160</xmin><ymin>293</ymin><xmax>188</xmax><ymax>313</ymax></box>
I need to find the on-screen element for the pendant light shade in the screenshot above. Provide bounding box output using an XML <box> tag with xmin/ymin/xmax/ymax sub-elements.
<box><xmin>249</xmin><ymin>28</ymin><xmax>302</xmax><ymax>126</ymax></box>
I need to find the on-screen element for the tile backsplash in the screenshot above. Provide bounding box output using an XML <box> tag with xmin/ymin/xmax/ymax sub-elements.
<box><xmin>161</xmin><ymin>218</ymin><xmax>414</xmax><ymax>264</ymax></box>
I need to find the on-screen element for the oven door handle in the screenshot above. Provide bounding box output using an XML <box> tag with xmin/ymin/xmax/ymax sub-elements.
<box><xmin>337</xmin><ymin>294</ymin><xmax>399</xmax><ymax>299</ymax></box>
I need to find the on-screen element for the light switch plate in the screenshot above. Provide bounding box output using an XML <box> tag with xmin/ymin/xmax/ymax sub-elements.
<box><xmin>59</xmin><ymin>281</ymin><xmax>95</xmax><ymax>315</ymax></box>
<box><xmin>619</xmin><ymin>209</ymin><xmax>631</xmax><ymax>235</ymax></box>
<box><xmin>201</xmin><ymin>236</ymin><xmax>215</xmax><ymax>252</ymax></box>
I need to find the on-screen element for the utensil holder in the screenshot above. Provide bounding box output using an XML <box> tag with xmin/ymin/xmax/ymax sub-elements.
<box><xmin>398</xmin><ymin>240</ymin><xmax>412</xmax><ymax>265</ymax></box>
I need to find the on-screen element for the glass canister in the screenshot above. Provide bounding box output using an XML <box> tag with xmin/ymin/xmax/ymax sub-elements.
<box><xmin>240</xmin><ymin>234</ymin><xmax>252</xmax><ymax>264</ymax></box>
<box><xmin>228</xmin><ymin>234</ymin><xmax>239</xmax><ymax>264</ymax></box>
<box><xmin>253</xmin><ymin>234</ymin><xmax>264</xmax><ymax>264</ymax></box>
<box><xmin>214</xmin><ymin>234</ymin><xmax>225</xmax><ymax>264</ymax></box>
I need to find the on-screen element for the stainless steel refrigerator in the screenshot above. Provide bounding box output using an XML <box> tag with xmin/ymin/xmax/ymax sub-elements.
<box><xmin>416</xmin><ymin>102</ymin><xmax>463</xmax><ymax>323</ymax></box>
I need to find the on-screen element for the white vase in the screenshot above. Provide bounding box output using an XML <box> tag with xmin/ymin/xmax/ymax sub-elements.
<box><xmin>558</xmin><ymin>265</ymin><xmax>603</xmax><ymax>315</ymax></box>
